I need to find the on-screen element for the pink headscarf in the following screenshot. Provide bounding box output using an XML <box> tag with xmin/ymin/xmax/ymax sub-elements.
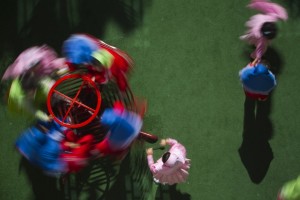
<box><xmin>240</xmin><ymin>0</ymin><xmax>288</xmax><ymax>43</ymax></box>
<box><xmin>2</xmin><ymin>45</ymin><xmax>65</xmax><ymax>81</ymax></box>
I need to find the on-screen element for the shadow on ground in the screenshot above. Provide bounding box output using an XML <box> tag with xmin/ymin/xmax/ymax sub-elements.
<box><xmin>156</xmin><ymin>185</ymin><xmax>191</xmax><ymax>200</ymax></box>
<box><xmin>19</xmin><ymin>151</ymin><xmax>125</xmax><ymax>200</ymax></box>
<box><xmin>105</xmin><ymin>140</ymin><xmax>191</xmax><ymax>200</ymax></box>
<box><xmin>20</xmin><ymin>158</ymin><xmax>65</xmax><ymax>200</ymax></box>
<box><xmin>238</xmin><ymin>96</ymin><xmax>274</xmax><ymax>184</ymax></box>
<box><xmin>263</xmin><ymin>47</ymin><xmax>285</xmax><ymax>76</ymax></box>
<box><xmin>239</xmin><ymin>45</ymin><xmax>284</xmax><ymax>184</ymax></box>
<box><xmin>19</xmin><ymin>140</ymin><xmax>190</xmax><ymax>200</ymax></box>
<box><xmin>282</xmin><ymin>0</ymin><xmax>300</xmax><ymax>19</ymax></box>
<box><xmin>0</xmin><ymin>0</ymin><xmax>152</xmax><ymax>61</ymax></box>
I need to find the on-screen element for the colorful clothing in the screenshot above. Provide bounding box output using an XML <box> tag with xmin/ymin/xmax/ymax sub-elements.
<box><xmin>239</xmin><ymin>63</ymin><xmax>276</xmax><ymax>100</ymax></box>
<box><xmin>7</xmin><ymin>77</ymin><xmax>53</xmax><ymax>121</ymax></box>
<box><xmin>15</xmin><ymin>121</ymin><xmax>67</xmax><ymax>176</ymax></box>
<box><xmin>240</xmin><ymin>0</ymin><xmax>288</xmax><ymax>61</ymax></box>
<box><xmin>3</xmin><ymin>45</ymin><xmax>62</xmax><ymax>121</ymax></box>
<box><xmin>147</xmin><ymin>138</ymin><xmax>191</xmax><ymax>185</ymax></box>
<box><xmin>16</xmin><ymin>121</ymin><xmax>95</xmax><ymax>175</ymax></box>
<box><xmin>2</xmin><ymin>45</ymin><xmax>64</xmax><ymax>81</ymax></box>
<box><xmin>95</xmin><ymin>103</ymin><xmax>142</xmax><ymax>156</ymax></box>
<box><xmin>62</xmin><ymin>34</ymin><xmax>133</xmax><ymax>91</ymax></box>
<box><xmin>61</xmin><ymin>130</ymin><xmax>94</xmax><ymax>173</ymax></box>
<box><xmin>278</xmin><ymin>175</ymin><xmax>300</xmax><ymax>200</ymax></box>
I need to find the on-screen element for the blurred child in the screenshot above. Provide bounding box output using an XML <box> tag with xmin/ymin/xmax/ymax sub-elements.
<box><xmin>62</xmin><ymin>34</ymin><xmax>133</xmax><ymax>91</ymax></box>
<box><xmin>2</xmin><ymin>45</ymin><xmax>65</xmax><ymax>121</ymax></box>
<box><xmin>16</xmin><ymin>120</ymin><xmax>95</xmax><ymax>175</ymax></box>
<box><xmin>60</xmin><ymin>129</ymin><xmax>94</xmax><ymax>173</ymax></box>
<box><xmin>94</xmin><ymin>101</ymin><xmax>143</xmax><ymax>158</ymax></box>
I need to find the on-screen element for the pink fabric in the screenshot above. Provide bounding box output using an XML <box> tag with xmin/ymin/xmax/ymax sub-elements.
<box><xmin>147</xmin><ymin>138</ymin><xmax>191</xmax><ymax>185</ymax></box>
<box><xmin>250</xmin><ymin>36</ymin><xmax>268</xmax><ymax>59</ymax></box>
<box><xmin>240</xmin><ymin>0</ymin><xmax>288</xmax><ymax>60</ymax></box>
<box><xmin>249</xmin><ymin>0</ymin><xmax>288</xmax><ymax>20</ymax></box>
<box><xmin>2</xmin><ymin>45</ymin><xmax>65</xmax><ymax>80</ymax></box>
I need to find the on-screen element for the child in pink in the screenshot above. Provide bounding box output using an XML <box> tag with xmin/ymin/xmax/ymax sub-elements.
<box><xmin>240</xmin><ymin>0</ymin><xmax>288</xmax><ymax>62</ymax></box>
<box><xmin>146</xmin><ymin>138</ymin><xmax>191</xmax><ymax>185</ymax></box>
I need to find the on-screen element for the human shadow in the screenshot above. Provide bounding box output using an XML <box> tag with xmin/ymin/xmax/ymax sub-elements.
<box><xmin>76</xmin><ymin>0</ymin><xmax>152</xmax><ymax>37</ymax></box>
<box><xmin>239</xmin><ymin>45</ymin><xmax>284</xmax><ymax>184</ymax></box>
<box><xmin>72</xmin><ymin>156</ymin><xmax>121</xmax><ymax>200</ymax></box>
<box><xmin>18</xmin><ymin>144</ymin><xmax>121</xmax><ymax>200</ymax></box>
<box><xmin>0</xmin><ymin>0</ymin><xmax>152</xmax><ymax>54</ymax></box>
<box><xmin>19</xmin><ymin>157</ymin><xmax>65</xmax><ymax>200</ymax></box>
<box><xmin>282</xmin><ymin>0</ymin><xmax>300</xmax><ymax>19</ymax></box>
<box><xmin>103</xmin><ymin>141</ymin><xmax>154</xmax><ymax>200</ymax></box>
<box><xmin>238</xmin><ymin>96</ymin><xmax>274</xmax><ymax>184</ymax></box>
<box><xmin>19</xmin><ymin>0</ymin><xmax>151</xmax><ymax>50</ymax></box>
<box><xmin>156</xmin><ymin>184</ymin><xmax>191</xmax><ymax>200</ymax></box>
<box><xmin>263</xmin><ymin>46</ymin><xmax>285</xmax><ymax>76</ymax></box>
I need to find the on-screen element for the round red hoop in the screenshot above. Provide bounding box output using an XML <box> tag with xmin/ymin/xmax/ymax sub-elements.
<box><xmin>47</xmin><ymin>74</ymin><xmax>101</xmax><ymax>129</ymax></box>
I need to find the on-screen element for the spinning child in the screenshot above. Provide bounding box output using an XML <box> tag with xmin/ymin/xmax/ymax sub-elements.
<box><xmin>16</xmin><ymin>120</ymin><xmax>95</xmax><ymax>175</ymax></box>
<box><xmin>94</xmin><ymin>101</ymin><xmax>143</xmax><ymax>158</ymax></box>
<box><xmin>62</xmin><ymin>34</ymin><xmax>133</xmax><ymax>91</ymax></box>
<box><xmin>2</xmin><ymin>45</ymin><xmax>65</xmax><ymax>121</ymax></box>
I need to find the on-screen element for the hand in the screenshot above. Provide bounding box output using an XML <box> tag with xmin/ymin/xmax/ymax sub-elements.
<box><xmin>160</xmin><ymin>139</ymin><xmax>167</xmax><ymax>146</ymax></box>
<box><xmin>251</xmin><ymin>58</ymin><xmax>259</xmax><ymax>66</ymax></box>
<box><xmin>48</xmin><ymin>115</ymin><xmax>53</xmax><ymax>122</ymax></box>
<box><xmin>146</xmin><ymin>148</ymin><xmax>153</xmax><ymax>155</ymax></box>
<box><xmin>65</xmin><ymin>142</ymin><xmax>80</xmax><ymax>148</ymax></box>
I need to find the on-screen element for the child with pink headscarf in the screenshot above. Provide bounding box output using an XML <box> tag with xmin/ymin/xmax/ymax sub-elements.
<box><xmin>2</xmin><ymin>45</ymin><xmax>65</xmax><ymax>121</ymax></box>
<box><xmin>146</xmin><ymin>138</ymin><xmax>191</xmax><ymax>185</ymax></box>
<box><xmin>240</xmin><ymin>0</ymin><xmax>288</xmax><ymax>62</ymax></box>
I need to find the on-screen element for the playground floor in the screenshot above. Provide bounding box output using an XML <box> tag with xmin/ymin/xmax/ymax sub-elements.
<box><xmin>1</xmin><ymin>0</ymin><xmax>300</xmax><ymax>199</ymax></box>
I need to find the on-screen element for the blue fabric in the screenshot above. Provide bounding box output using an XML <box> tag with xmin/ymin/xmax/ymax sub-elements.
<box><xmin>101</xmin><ymin>109</ymin><xmax>142</xmax><ymax>150</ymax></box>
<box><xmin>37</xmin><ymin>120</ymin><xmax>66</xmax><ymax>133</ymax></box>
<box><xmin>62</xmin><ymin>35</ymin><xmax>99</xmax><ymax>64</ymax></box>
<box><xmin>15</xmin><ymin>122</ymin><xmax>66</xmax><ymax>174</ymax></box>
<box><xmin>16</xmin><ymin>127</ymin><xmax>48</xmax><ymax>162</ymax></box>
<box><xmin>240</xmin><ymin>63</ymin><xmax>276</xmax><ymax>93</ymax></box>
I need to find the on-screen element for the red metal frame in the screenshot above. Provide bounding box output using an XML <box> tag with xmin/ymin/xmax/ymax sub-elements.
<box><xmin>47</xmin><ymin>74</ymin><xmax>101</xmax><ymax>128</ymax></box>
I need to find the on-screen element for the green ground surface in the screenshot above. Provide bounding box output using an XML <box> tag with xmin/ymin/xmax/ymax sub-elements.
<box><xmin>1</xmin><ymin>0</ymin><xmax>300</xmax><ymax>199</ymax></box>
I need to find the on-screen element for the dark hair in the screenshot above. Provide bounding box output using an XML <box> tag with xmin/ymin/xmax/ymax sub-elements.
<box><xmin>260</xmin><ymin>59</ymin><xmax>271</xmax><ymax>68</ymax></box>
<box><xmin>20</xmin><ymin>71</ymin><xmax>39</xmax><ymax>90</ymax></box>
<box><xmin>91</xmin><ymin>58</ymin><xmax>103</xmax><ymax>67</ymax></box>
<box><xmin>162</xmin><ymin>152</ymin><xmax>171</xmax><ymax>163</ymax></box>
<box><xmin>261</xmin><ymin>22</ymin><xmax>278</xmax><ymax>40</ymax></box>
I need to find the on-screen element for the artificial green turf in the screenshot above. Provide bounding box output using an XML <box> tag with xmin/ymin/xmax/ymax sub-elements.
<box><xmin>1</xmin><ymin>0</ymin><xmax>300</xmax><ymax>199</ymax></box>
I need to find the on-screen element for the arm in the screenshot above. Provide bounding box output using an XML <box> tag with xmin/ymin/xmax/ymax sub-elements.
<box><xmin>146</xmin><ymin>148</ymin><xmax>157</xmax><ymax>174</ymax></box>
<box><xmin>254</xmin><ymin>38</ymin><xmax>268</xmax><ymax>62</ymax></box>
<box><xmin>166</xmin><ymin>138</ymin><xmax>178</xmax><ymax>147</ymax></box>
<box><xmin>146</xmin><ymin>148</ymin><xmax>154</xmax><ymax>166</ymax></box>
